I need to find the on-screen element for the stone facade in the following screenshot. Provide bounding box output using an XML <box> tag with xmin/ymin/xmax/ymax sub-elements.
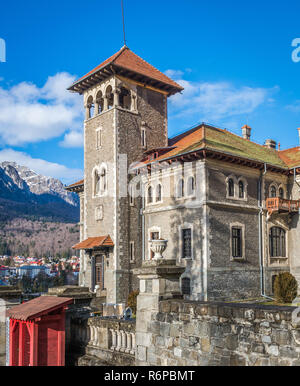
<box><xmin>137</xmin><ymin>299</ymin><xmax>300</xmax><ymax>366</ymax></box>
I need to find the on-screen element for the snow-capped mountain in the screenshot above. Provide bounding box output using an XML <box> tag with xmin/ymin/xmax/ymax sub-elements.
<box><xmin>0</xmin><ymin>162</ymin><xmax>79</xmax><ymax>207</ymax></box>
<box><xmin>0</xmin><ymin>162</ymin><xmax>79</xmax><ymax>223</ymax></box>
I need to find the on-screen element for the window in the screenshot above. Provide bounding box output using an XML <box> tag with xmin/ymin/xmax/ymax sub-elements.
<box><xmin>177</xmin><ymin>179</ymin><xmax>184</xmax><ymax>198</ymax></box>
<box><xmin>232</xmin><ymin>227</ymin><xmax>242</xmax><ymax>258</ymax></box>
<box><xmin>279</xmin><ymin>187</ymin><xmax>284</xmax><ymax>199</ymax></box>
<box><xmin>269</xmin><ymin>227</ymin><xmax>286</xmax><ymax>257</ymax></box>
<box><xmin>106</xmin><ymin>85</ymin><xmax>113</xmax><ymax>109</ymax></box>
<box><xmin>119</xmin><ymin>87</ymin><xmax>131</xmax><ymax>110</ymax></box>
<box><xmin>141</xmin><ymin>128</ymin><xmax>147</xmax><ymax>148</ymax></box>
<box><xmin>95</xmin><ymin>206</ymin><xmax>103</xmax><ymax>221</ymax></box>
<box><xmin>156</xmin><ymin>184</ymin><xmax>162</xmax><ymax>202</ymax></box>
<box><xmin>182</xmin><ymin>277</ymin><xmax>191</xmax><ymax>296</ymax></box>
<box><xmin>87</xmin><ymin>95</ymin><xmax>94</xmax><ymax>119</ymax></box>
<box><xmin>238</xmin><ymin>181</ymin><xmax>244</xmax><ymax>199</ymax></box>
<box><xmin>130</xmin><ymin>242</ymin><xmax>135</xmax><ymax>263</ymax></box>
<box><xmin>129</xmin><ymin>184</ymin><xmax>135</xmax><ymax>206</ymax></box>
<box><xmin>95</xmin><ymin>255</ymin><xmax>105</xmax><ymax>290</ymax></box>
<box><xmin>187</xmin><ymin>176</ymin><xmax>195</xmax><ymax>196</ymax></box>
<box><xmin>96</xmin><ymin>91</ymin><xmax>104</xmax><ymax>114</ymax></box>
<box><xmin>228</xmin><ymin>178</ymin><xmax>234</xmax><ymax>197</ymax></box>
<box><xmin>270</xmin><ymin>185</ymin><xmax>277</xmax><ymax>198</ymax></box>
<box><xmin>147</xmin><ymin>186</ymin><xmax>153</xmax><ymax>204</ymax></box>
<box><xmin>96</xmin><ymin>129</ymin><xmax>102</xmax><ymax>149</ymax></box>
<box><xmin>99</xmin><ymin>167</ymin><xmax>107</xmax><ymax>195</ymax></box>
<box><xmin>94</xmin><ymin>169</ymin><xmax>100</xmax><ymax>196</ymax></box>
<box><xmin>182</xmin><ymin>228</ymin><xmax>192</xmax><ymax>259</ymax></box>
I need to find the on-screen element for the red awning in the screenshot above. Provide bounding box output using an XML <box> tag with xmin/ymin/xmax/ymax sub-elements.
<box><xmin>72</xmin><ymin>235</ymin><xmax>114</xmax><ymax>250</ymax></box>
<box><xmin>7</xmin><ymin>296</ymin><xmax>73</xmax><ymax>321</ymax></box>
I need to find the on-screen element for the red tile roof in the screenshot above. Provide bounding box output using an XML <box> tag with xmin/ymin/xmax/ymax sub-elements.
<box><xmin>73</xmin><ymin>235</ymin><xmax>114</xmax><ymax>250</ymax></box>
<box><xmin>7</xmin><ymin>296</ymin><xmax>73</xmax><ymax>321</ymax></box>
<box><xmin>278</xmin><ymin>147</ymin><xmax>300</xmax><ymax>168</ymax></box>
<box><xmin>69</xmin><ymin>46</ymin><xmax>183</xmax><ymax>95</ymax></box>
<box><xmin>67</xmin><ymin>179</ymin><xmax>84</xmax><ymax>188</ymax></box>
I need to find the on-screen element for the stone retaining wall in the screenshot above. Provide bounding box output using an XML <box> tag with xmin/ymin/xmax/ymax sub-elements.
<box><xmin>137</xmin><ymin>300</ymin><xmax>300</xmax><ymax>366</ymax></box>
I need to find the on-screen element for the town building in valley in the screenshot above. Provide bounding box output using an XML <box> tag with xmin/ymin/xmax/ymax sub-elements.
<box><xmin>66</xmin><ymin>46</ymin><xmax>300</xmax><ymax>305</ymax></box>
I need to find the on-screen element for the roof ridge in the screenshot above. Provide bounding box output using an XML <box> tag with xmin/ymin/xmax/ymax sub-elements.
<box><xmin>119</xmin><ymin>48</ymin><xmax>183</xmax><ymax>90</ymax></box>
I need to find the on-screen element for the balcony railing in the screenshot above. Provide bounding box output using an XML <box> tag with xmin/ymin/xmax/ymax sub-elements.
<box><xmin>266</xmin><ymin>198</ymin><xmax>300</xmax><ymax>215</ymax></box>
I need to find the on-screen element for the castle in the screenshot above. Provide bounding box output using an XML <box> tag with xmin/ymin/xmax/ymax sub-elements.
<box><xmin>66</xmin><ymin>46</ymin><xmax>300</xmax><ymax>307</ymax></box>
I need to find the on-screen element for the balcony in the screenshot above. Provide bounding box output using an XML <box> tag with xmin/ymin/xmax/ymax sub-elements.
<box><xmin>266</xmin><ymin>198</ymin><xmax>300</xmax><ymax>215</ymax></box>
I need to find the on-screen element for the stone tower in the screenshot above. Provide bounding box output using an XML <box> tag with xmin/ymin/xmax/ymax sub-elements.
<box><xmin>68</xmin><ymin>46</ymin><xmax>183</xmax><ymax>305</ymax></box>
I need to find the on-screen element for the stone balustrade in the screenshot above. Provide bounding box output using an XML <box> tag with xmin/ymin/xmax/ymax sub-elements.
<box><xmin>70</xmin><ymin>316</ymin><xmax>136</xmax><ymax>365</ymax></box>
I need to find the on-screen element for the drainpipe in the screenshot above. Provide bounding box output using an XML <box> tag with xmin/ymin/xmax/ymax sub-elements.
<box><xmin>141</xmin><ymin>184</ymin><xmax>145</xmax><ymax>261</ymax></box>
<box><xmin>258</xmin><ymin>164</ymin><xmax>274</xmax><ymax>301</ymax></box>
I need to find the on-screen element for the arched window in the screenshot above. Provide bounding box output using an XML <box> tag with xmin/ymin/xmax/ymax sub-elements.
<box><xmin>99</xmin><ymin>167</ymin><xmax>107</xmax><ymax>195</ymax></box>
<box><xmin>94</xmin><ymin>169</ymin><xmax>100</xmax><ymax>196</ymax></box>
<box><xmin>228</xmin><ymin>178</ymin><xmax>234</xmax><ymax>197</ymax></box>
<box><xmin>187</xmin><ymin>176</ymin><xmax>195</xmax><ymax>196</ymax></box>
<box><xmin>119</xmin><ymin>86</ymin><xmax>131</xmax><ymax>110</ymax></box>
<box><xmin>87</xmin><ymin>95</ymin><xmax>94</xmax><ymax>119</ymax></box>
<box><xmin>238</xmin><ymin>181</ymin><xmax>244</xmax><ymax>199</ymax></box>
<box><xmin>182</xmin><ymin>277</ymin><xmax>191</xmax><ymax>296</ymax></box>
<box><xmin>106</xmin><ymin>86</ymin><xmax>113</xmax><ymax>109</ymax></box>
<box><xmin>156</xmin><ymin>184</ymin><xmax>162</xmax><ymax>202</ymax></box>
<box><xmin>270</xmin><ymin>185</ymin><xmax>277</xmax><ymax>198</ymax></box>
<box><xmin>279</xmin><ymin>187</ymin><xmax>284</xmax><ymax>199</ymax></box>
<box><xmin>269</xmin><ymin>227</ymin><xmax>286</xmax><ymax>257</ymax></box>
<box><xmin>96</xmin><ymin>91</ymin><xmax>104</xmax><ymax>114</ymax></box>
<box><xmin>177</xmin><ymin>179</ymin><xmax>184</xmax><ymax>198</ymax></box>
<box><xmin>147</xmin><ymin>186</ymin><xmax>153</xmax><ymax>204</ymax></box>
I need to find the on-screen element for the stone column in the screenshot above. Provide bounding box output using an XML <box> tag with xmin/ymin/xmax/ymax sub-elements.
<box><xmin>131</xmin><ymin>93</ymin><xmax>137</xmax><ymax>111</ymax></box>
<box><xmin>113</xmin><ymin>88</ymin><xmax>120</xmax><ymax>107</ymax></box>
<box><xmin>110</xmin><ymin>329</ymin><xmax>117</xmax><ymax>350</ymax></box>
<box><xmin>85</xmin><ymin>105</ymin><xmax>90</xmax><ymax>120</ymax></box>
<box><xmin>133</xmin><ymin>259</ymin><xmax>185</xmax><ymax>365</ymax></box>
<box><xmin>94</xmin><ymin>102</ymin><xmax>99</xmax><ymax>117</ymax></box>
<box><xmin>103</xmin><ymin>96</ymin><xmax>108</xmax><ymax>111</ymax></box>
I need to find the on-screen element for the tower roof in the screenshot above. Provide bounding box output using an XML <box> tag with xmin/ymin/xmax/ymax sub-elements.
<box><xmin>68</xmin><ymin>46</ymin><xmax>184</xmax><ymax>96</ymax></box>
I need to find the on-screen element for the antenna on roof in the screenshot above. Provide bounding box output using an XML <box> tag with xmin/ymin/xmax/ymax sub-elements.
<box><xmin>121</xmin><ymin>0</ymin><xmax>127</xmax><ymax>47</ymax></box>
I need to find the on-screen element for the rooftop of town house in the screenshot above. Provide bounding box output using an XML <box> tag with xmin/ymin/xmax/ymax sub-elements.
<box><xmin>7</xmin><ymin>296</ymin><xmax>73</xmax><ymax>321</ymax></box>
<box><xmin>68</xmin><ymin>46</ymin><xmax>184</xmax><ymax>96</ymax></box>
<box><xmin>133</xmin><ymin>123</ymin><xmax>300</xmax><ymax>173</ymax></box>
<box><xmin>73</xmin><ymin>235</ymin><xmax>114</xmax><ymax>250</ymax></box>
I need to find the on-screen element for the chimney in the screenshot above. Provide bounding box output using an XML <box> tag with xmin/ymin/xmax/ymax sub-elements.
<box><xmin>298</xmin><ymin>128</ymin><xmax>300</xmax><ymax>145</ymax></box>
<box><xmin>242</xmin><ymin>125</ymin><xmax>252</xmax><ymax>140</ymax></box>
<box><xmin>264</xmin><ymin>139</ymin><xmax>277</xmax><ymax>149</ymax></box>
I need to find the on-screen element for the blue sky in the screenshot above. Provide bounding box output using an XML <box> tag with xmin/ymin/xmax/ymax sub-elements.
<box><xmin>0</xmin><ymin>0</ymin><xmax>300</xmax><ymax>183</ymax></box>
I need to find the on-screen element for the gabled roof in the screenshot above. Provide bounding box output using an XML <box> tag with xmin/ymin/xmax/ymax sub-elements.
<box><xmin>73</xmin><ymin>236</ymin><xmax>114</xmax><ymax>250</ymax></box>
<box><xmin>134</xmin><ymin>124</ymin><xmax>290</xmax><ymax>171</ymax></box>
<box><xmin>7</xmin><ymin>296</ymin><xmax>73</xmax><ymax>321</ymax></box>
<box><xmin>278</xmin><ymin>147</ymin><xmax>300</xmax><ymax>168</ymax></box>
<box><xmin>65</xmin><ymin>179</ymin><xmax>84</xmax><ymax>193</ymax></box>
<box><xmin>68</xmin><ymin>46</ymin><xmax>183</xmax><ymax>96</ymax></box>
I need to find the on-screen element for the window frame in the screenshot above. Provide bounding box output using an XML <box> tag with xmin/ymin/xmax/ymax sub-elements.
<box><xmin>230</xmin><ymin>223</ymin><xmax>245</xmax><ymax>261</ymax></box>
<box><xmin>269</xmin><ymin>226</ymin><xmax>287</xmax><ymax>258</ymax></box>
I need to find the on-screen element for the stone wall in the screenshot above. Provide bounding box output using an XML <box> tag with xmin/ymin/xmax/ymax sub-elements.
<box><xmin>137</xmin><ymin>299</ymin><xmax>300</xmax><ymax>366</ymax></box>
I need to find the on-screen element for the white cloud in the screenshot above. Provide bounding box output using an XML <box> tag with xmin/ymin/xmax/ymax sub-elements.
<box><xmin>0</xmin><ymin>73</ymin><xmax>84</xmax><ymax>146</ymax></box>
<box><xmin>286</xmin><ymin>100</ymin><xmax>300</xmax><ymax>113</ymax></box>
<box><xmin>60</xmin><ymin>130</ymin><xmax>83</xmax><ymax>148</ymax></box>
<box><xmin>166</xmin><ymin>70</ymin><xmax>272</xmax><ymax>122</ymax></box>
<box><xmin>0</xmin><ymin>149</ymin><xmax>83</xmax><ymax>184</ymax></box>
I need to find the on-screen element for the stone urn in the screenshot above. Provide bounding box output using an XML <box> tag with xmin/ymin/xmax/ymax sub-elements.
<box><xmin>149</xmin><ymin>239</ymin><xmax>168</xmax><ymax>260</ymax></box>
